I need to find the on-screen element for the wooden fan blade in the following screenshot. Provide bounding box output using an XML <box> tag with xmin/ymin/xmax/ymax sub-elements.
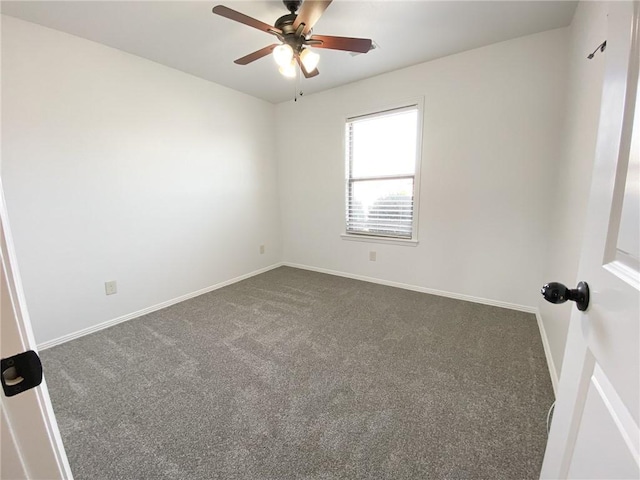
<box><xmin>296</xmin><ymin>56</ymin><xmax>319</xmax><ymax>78</ymax></box>
<box><xmin>292</xmin><ymin>0</ymin><xmax>332</xmax><ymax>36</ymax></box>
<box><xmin>212</xmin><ymin>5</ymin><xmax>282</xmax><ymax>36</ymax></box>
<box><xmin>309</xmin><ymin>34</ymin><xmax>372</xmax><ymax>53</ymax></box>
<box><xmin>234</xmin><ymin>44</ymin><xmax>278</xmax><ymax>65</ymax></box>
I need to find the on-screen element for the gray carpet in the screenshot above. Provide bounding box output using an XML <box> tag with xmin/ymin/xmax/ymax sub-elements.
<box><xmin>41</xmin><ymin>266</ymin><xmax>553</xmax><ymax>479</ymax></box>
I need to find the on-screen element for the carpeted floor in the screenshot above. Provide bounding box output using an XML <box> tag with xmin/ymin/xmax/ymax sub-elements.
<box><xmin>41</xmin><ymin>266</ymin><xmax>554</xmax><ymax>479</ymax></box>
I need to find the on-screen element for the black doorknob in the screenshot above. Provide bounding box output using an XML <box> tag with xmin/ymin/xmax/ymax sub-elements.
<box><xmin>541</xmin><ymin>281</ymin><xmax>589</xmax><ymax>311</ymax></box>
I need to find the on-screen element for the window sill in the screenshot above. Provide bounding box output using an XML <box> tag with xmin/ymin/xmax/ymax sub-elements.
<box><xmin>340</xmin><ymin>233</ymin><xmax>419</xmax><ymax>247</ymax></box>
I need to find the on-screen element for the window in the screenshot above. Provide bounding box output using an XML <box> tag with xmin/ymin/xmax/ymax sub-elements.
<box><xmin>345</xmin><ymin>103</ymin><xmax>422</xmax><ymax>242</ymax></box>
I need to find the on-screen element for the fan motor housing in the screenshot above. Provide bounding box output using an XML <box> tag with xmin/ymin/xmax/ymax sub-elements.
<box><xmin>274</xmin><ymin>13</ymin><xmax>297</xmax><ymax>32</ymax></box>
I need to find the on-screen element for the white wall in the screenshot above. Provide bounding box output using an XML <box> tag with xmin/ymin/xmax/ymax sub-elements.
<box><xmin>538</xmin><ymin>2</ymin><xmax>608</xmax><ymax>381</ymax></box>
<box><xmin>276</xmin><ymin>28</ymin><xmax>568</xmax><ymax>309</ymax></box>
<box><xmin>1</xmin><ymin>15</ymin><xmax>281</xmax><ymax>345</ymax></box>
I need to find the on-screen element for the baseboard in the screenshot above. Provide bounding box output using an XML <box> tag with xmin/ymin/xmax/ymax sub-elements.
<box><xmin>282</xmin><ymin>262</ymin><xmax>537</xmax><ymax>314</ymax></box>
<box><xmin>535</xmin><ymin>309</ymin><xmax>559</xmax><ymax>396</ymax></box>
<box><xmin>37</xmin><ymin>262</ymin><xmax>284</xmax><ymax>350</ymax></box>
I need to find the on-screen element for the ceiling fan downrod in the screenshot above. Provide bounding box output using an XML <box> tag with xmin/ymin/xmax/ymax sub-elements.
<box><xmin>282</xmin><ymin>0</ymin><xmax>302</xmax><ymax>14</ymax></box>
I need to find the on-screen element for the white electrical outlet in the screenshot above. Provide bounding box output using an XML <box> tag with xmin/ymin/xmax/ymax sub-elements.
<box><xmin>260</xmin><ymin>245</ymin><xmax>265</xmax><ymax>254</ymax></box>
<box><xmin>369</xmin><ymin>251</ymin><xmax>377</xmax><ymax>261</ymax></box>
<box><xmin>105</xmin><ymin>281</ymin><xmax>117</xmax><ymax>295</ymax></box>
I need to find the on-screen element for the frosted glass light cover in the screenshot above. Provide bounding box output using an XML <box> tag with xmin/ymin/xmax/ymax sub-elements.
<box><xmin>300</xmin><ymin>48</ymin><xmax>320</xmax><ymax>71</ymax></box>
<box><xmin>279</xmin><ymin>59</ymin><xmax>296</xmax><ymax>78</ymax></box>
<box><xmin>273</xmin><ymin>44</ymin><xmax>294</xmax><ymax>67</ymax></box>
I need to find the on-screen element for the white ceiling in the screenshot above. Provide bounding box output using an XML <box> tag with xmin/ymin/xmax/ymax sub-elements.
<box><xmin>1</xmin><ymin>1</ymin><xmax>577</xmax><ymax>104</ymax></box>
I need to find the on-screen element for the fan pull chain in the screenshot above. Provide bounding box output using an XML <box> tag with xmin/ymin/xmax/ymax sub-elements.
<box><xmin>294</xmin><ymin>63</ymin><xmax>301</xmax><ymax>102</ymax></box>
<box><xmin>293</xmin><ymin>62</ymin><xmax>305</xmax><ymax>102</ymax></box>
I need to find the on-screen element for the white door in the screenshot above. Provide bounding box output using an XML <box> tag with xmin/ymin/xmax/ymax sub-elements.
<box><xmin>0</xmin><ymin>181</ymin><xmax>72</xmax><ymax>479</ymax></box>
<box><xmin>541</xmin><ymin>2</ymin><xmax>640</xmax><ymax>478</ymax></box>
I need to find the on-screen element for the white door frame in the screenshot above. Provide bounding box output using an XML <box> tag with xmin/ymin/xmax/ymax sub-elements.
<box><xmin>1</xmin><ymin>180</ymin><xmax>73</xmax><ymax>479</ymax></box>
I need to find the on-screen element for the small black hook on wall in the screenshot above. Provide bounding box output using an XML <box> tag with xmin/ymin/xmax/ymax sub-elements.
<box><xmin>587</xmin><ymin>41</ymin><xmax>607</xmax><ymax>59</ymax></box>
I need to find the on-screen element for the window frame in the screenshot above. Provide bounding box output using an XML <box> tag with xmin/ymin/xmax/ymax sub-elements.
<box><xmin>342</xmin><ymin>98</ymin><xmax>424</xmax><ymax>246</ymax></box>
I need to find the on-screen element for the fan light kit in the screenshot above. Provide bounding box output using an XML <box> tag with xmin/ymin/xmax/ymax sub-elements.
<box><xmin>212</xmin><ymin>0</ymin><xmax>372</xmax><ymax>79</ymax></box>
<box><xmin>274</xmin><ymin>45</ymin><xmax>319</xmax><ymax>76</ymax></box>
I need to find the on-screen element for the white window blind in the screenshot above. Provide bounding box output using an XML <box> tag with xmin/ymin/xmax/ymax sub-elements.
<box><xmin>345</xmin><ymin>105</ymin><xmax>420</xmax><ymax>239</ymax></box>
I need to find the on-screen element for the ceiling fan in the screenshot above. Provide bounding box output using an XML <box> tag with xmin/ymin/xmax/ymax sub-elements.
<box><xmin>212</xmin><ymin>0</ymin><xmax>373</xmax><ymax>79</ymax></box>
